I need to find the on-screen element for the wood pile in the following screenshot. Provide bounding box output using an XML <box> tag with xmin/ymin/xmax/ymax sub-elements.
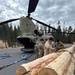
<box><xmin>16</xmin><ymin>45</ymin><xmax>75</xmax><ymax>75</ymax></box>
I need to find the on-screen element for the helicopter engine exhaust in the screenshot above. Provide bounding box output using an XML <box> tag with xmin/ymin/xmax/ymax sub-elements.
<box><xmin>34</xmin><ymin>30</ymin><xmax>43</xmax><ymax>36</ymax></box>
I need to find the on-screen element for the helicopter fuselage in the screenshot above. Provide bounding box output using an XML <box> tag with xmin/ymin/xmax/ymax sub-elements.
<box><xmin>17</xmin><ymin>17</ymin><xmax>53</xmax><ymax>52</ymax></box>
<box><xmin>17</xmin><ymin>17</ymin><xmax>37</xmax><ymax>52</ymax></box>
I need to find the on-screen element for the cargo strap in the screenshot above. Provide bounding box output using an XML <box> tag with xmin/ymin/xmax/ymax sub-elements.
<box><xmin>0</xmin><ymin>53</ymin><xmax>11</xmax><ymax>60</ymax></box>
<box><xmin>0</xmin><ymin>53</ymin><xmax>33</xmax><ymax>70</ymax></box>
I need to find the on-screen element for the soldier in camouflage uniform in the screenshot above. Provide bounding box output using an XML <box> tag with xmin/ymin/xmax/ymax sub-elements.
<box><xmin>34</xmin><ymin>44</ymin><xmax>39</xmax><ymax>59</ymax></box>
<box><xmin>34</xmin><ymin>39</ymin><xmax>44</xmax><ymax>59</ymax></box>
<box><xmin>55</xmin><ymin>39</ymin><xmax>64</xmax><ymax>52</ymax></box>
<box><xmin>44</xmin><ymin>37</ymin><xmax>55</xmax><ymax>55</ymax></box>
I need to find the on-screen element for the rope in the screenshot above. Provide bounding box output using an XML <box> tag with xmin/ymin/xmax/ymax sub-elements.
<box><xmin>22</xmin><ymin>71</ymin><xmax>30</xmax><ymax>75</ymax></box>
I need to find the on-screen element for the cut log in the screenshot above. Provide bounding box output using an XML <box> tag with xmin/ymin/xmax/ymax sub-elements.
<box><xmin>16</xmin><ymin>52</ymin><xmax>62</xmax><ymax>75</ymax></box>
<box><xmin>38</xmin><ymin>45</ymin><xmax>75</xmax><ymax>75</ymax></box>
<box><xmin>66</xmin><ymin>61</ymin><xmax>74</xmax><ymax>75</ymax></box>
<box><xmin>66</xmin><ymin>47</ymin><xmax>75</xmax><ymax>75</ymax></box>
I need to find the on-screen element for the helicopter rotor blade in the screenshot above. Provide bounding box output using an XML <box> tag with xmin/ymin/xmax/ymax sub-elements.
<box><xmin>28</xmin><ymin>0</ymin><xmax>39</xmax><ymax>14</ymax></box>
<box><xmin>0</xmin><ymin>18</ymin><xmax>20</xmax><ymax>26</ymax></box>
<box><xmin>32</xmin><ymin>18</ymin><xmax>59</xmax><ymax>31</ymax></box>
<box><xmin>32</xmin><ymin>18</ymin><xmax>75</xmax><ymax>34</ymax></box>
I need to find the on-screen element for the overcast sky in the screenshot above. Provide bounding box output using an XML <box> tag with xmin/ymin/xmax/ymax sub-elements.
<box><xmin>0</xmin><ymin>0</ymin><xmax>75</xmax><ymax>29</ymax></box>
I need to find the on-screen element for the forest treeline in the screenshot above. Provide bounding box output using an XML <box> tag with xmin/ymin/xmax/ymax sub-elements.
<box><xmin>0</xmin><ymin>23</ymin><xmax>21</xmax><ymax>47</ymax></box>
<box><xmin>43</xmin><ymin>24</ymin><xmax>75</xmax><ymax>43</ymax></box>
<box><xmin>0</xmin><ymin>23</ymin><xmax>75</xmax><ymax>47</ymax></box>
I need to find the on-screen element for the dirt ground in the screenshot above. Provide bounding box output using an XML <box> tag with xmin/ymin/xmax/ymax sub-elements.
<box><xmin>0</xmin><ymin>40</ymin><xmax>5</xmax><ymax>48</ymax></box>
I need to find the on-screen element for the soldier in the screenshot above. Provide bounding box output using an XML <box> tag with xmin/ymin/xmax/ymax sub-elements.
<box><xmin>51</xmin><ymin>41</ymin><xmax>55</xmax><ymax>48</ymax></box>
<box><xmin>34</xmin><ymin>38</ymin><xmax>44</xmax><ymax>59</ymax></box>
<box><xmin>51</xmin><ymin>41</ymin><xmax>56</xmax><ymax>53</ymax></box>
<box><xmin>44</xmin><ymin>39</ymin><xmax>48</xmax><ymax>43</ymax></box>
<box><xmin>34</xmin><ymin>44</ymin><xmax>39</xmax><ymax>59</ymax></box>
<box><xmin>44</xmin><ymin>37</ymin><xmax>55</xmax><ymax>55</ymax></box>
<box><xmin>55</xmin><ymin>39</ymin><xmax>64</xmax><ymax>52</ymax></box>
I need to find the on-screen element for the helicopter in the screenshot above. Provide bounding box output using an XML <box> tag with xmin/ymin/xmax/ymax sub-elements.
<box><xmin>0</xmin><ymin>0</ymin><xmax>75</xmax><ymax>52</ymax></box>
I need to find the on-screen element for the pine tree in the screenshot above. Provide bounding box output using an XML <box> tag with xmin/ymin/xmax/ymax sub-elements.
<box><xmin>67</xmin><ymin>26</ymin><xmax>73</xmax><ymax>43</ymax></box>
<box><xmin>48</xmin><ymin>23</ymin><xmax>51</xmax><ymax>33</ymax></box>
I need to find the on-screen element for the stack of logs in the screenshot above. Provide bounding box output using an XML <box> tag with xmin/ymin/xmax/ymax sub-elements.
<box><xmin>16</xmin><ymin>45</ymin><xmax>75</xmax><ymax>75</ymax></box>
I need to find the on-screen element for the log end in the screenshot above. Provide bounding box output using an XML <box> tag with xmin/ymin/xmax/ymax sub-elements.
<box><xmin>38</xmin><ymin>68</ymin><xmax>58</xmax><ymax>75</ymax></box>
<box><xmin>16</xmin><ymin>66</ymin><xmax>29</xmax><ymax>75</ymax></box>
